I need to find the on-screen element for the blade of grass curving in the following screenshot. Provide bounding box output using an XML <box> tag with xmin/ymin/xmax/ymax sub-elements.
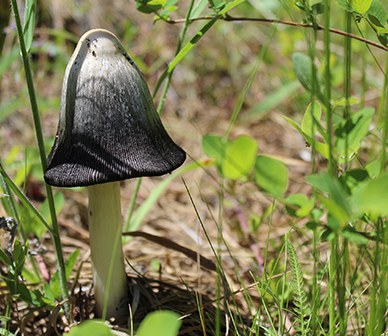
<box><xmin>154</xmin><ymin>0</ymin><xmax>245</xmax><ymax>95</ymax></box>
<box><xmin>22</xmin><ymin>0</ymin><xmax>36</xmax><ymax>53</ymax></box>
<box><xmin>0</xmin><ymin>161</ymin><xmax>51</xmax><ymax>233</ymax></box>
<box><xmin>9</xmin><ymin>0</ymin><xmax>69</xmax><ymax>314</ymax></box>
<box><xmin>0</xmin><ymin>160</ymin><xmax>47</xmax><ymax>282</ymax></box>
<box><xmin>155</xmin><ymin>0</ymin><xmax>195</xmax><ymax>112</ymax></box>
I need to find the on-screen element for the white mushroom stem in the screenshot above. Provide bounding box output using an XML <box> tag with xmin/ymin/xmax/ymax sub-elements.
<box><xmin>88</xmin><ymin>181</ymin><xmax>128</xmax><ymax>320</ymax></box>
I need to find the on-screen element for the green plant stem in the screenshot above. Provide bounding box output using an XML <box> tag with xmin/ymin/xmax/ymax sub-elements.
<box><xmin>155</xmin><ymin>0</ymin><xmax>195</xmax><ymax>113</ymax></box>
<box><xmin>154</xmin><ymin>0</ymin><xmax>244</xmax><ymax>96</ymax></box>
<box><xmin>379</xmin><ymin>52</ymin><xmax>388</xmax><ymax>171</ymax></box>
<box><xmin>311</xmin><ymin>227</ymin><xmax>319</xmax><ymax>335</ymax></box>
<box><xmin>124</xmin><ymin>177</ymin><xmax>142</xmax><ymax>233</ymax></box>
<box><xmin>367</xmin><ymin>51</ymin><xmax>388</xmax><ymax>336</ymax></box>
<box><xmin>9</xmin><ymin>0</ymin><xmax>69</xmax><ymax>314</ymax></box>
<box><xmin>323</xmin><ymin>1</ymin><xmax>337</xmax><ymax>336</ymax></box>
<box><xmin>0</xmin><ymin>161</ymin><xmax>51</xmax><ymax>232</ymax></box>
<box><xmin>343</xmin><ymin>11</ymin><xmax>351</xmax><ymax>169</ymax></box>
<box><xmin>0</xmin><ymin>163</ymin><xmax>42</xmax><ymax>282</ymax></box>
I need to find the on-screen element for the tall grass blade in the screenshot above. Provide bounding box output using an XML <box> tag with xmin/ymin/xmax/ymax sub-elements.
<box><xmin>9</xmin><ymin>0</ymin><xmax>69</xmax><ymax>314</ymax></box>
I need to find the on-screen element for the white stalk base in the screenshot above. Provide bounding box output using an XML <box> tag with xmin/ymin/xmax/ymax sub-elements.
<box><xmin>88</xmin><ymin>181</ymin><xmax>128</xmax><ymax>321</ymax></box>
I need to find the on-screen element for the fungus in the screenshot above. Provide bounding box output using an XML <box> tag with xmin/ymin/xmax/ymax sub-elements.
<box><xmin>44</xmin><ymin>29</ymin><xmax>186</xmax><ymax>321</ymax></box>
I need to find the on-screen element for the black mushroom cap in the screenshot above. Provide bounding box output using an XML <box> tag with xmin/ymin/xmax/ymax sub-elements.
<box><xmin>44</xmin><ymin>29</ymin><xmax>186</xmax><ymax>187</ymax></box>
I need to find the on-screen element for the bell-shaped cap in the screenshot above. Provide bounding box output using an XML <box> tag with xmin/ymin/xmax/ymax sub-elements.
<box><xmin>44</xmin><ymin>29</ymin><xmax>186</xmax><ymax>187</ymax></box>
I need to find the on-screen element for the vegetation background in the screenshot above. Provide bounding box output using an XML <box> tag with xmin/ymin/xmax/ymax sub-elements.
<box><xmin>0</xmin><ymin>0</ymin><xmax>387</xmax><ymax>335</ymax></box>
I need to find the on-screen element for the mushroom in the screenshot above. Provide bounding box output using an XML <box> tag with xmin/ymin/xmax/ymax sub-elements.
<box><xmin>44</xmin><ymin>29</ymin><xmax>186</xmax><ymax>321</ymax></box>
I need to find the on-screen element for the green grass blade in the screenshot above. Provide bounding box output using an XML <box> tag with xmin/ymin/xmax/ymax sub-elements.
<box><xmin>9</xmin><ymin>0</ymin><xmax>69</xmax><ymax>314</ymax></box>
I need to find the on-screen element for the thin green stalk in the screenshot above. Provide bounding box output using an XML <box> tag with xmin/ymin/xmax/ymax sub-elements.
<box><xmin>323</xmin><ymin>0</ymin><xmax>334</xmax><ymax>175</ymax></box>
<box><xmin>278</xmin><ymin>236</ymin><xmax>288</xmax><ymax>335</ymax></box>
<box><xmin>329</xmin><ymin>230</ymin><xmax>337</xmax><ymax>336</ymax></box>
<box><xmin>124</xmin><ymin>177</ymin><xmax>142</xmax><ymax>233</ymax></box>
<box><xmin>337</xmin><ymin>239</ymin><xmax>348</xmax><ymax>335</ymax></box>
<box><xmin>367</xmin><ymin>52</ymin><xmax>388</xmax><ymax>336</ymax></box>
<box><xmin>302</xmin><ymin>4</ymin><xmax>321</xmax><ymax>329</ymax></box>
<box><xmin>336</xmin><ymin>11</ymin><xmax>352</xmax><ymax>336</ymax></box>
<box><xmin>376</xmin><ymin>218</ymin><xmax>387</xmax><ymax>334</ymax></box>
<box><xmin>0</xmin><ymin>165</ymin><xmax>42</xmax><ymax>282</ymax></box>
<box><xmin>154</xmin><ymin>0</ymin><xmax>244</xmax><ymax>95</ymax></box>
<box><xmin>379</xmin><ymin>53</ymin><xmax>388</xmax><ymax>172</ymax></box>
<box><xmin>323</xmin><ymin>2</ymin><xmax>336</xmax><ymax>335</ymax></box>
<box><xmin>367</xmin><ymin>220</ymin><xmax>381</xmax><ymax>335</ymax></box>
<box><xmin>0</xmin><ymin>161</ymin><xmax>51</xmax><ymax>232</ymax></box>
<box><xmin>343</xmin><ymin>11</ymin><xmax>351</xmax><ymax>170</ymax></box>
<box><xmin>311</xmin><ymin>227</ymin><xmax>319</xmax><ymax>335</ymax></box>
<box><xmin>9</xmin><ymin>0</ymin><xmax>69</xmax><ymax>314</ymax></box>
<box><xmin>155</xmin><ymin>0</ymin><xmax>195</xmax><ymax>113</ymax></box>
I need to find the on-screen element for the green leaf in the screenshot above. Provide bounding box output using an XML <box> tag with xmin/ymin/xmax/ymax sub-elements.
<box><xmin>307</xmin><ymin>173</ymin><xmax>352</xmax><ymax>224</ymax></box>
<box><xmin>336</xmin><ymin>0</ymin><xmax>353</xmax><ymax>12</ymax></box>
<box><xmin>221</xmin><ymin>135</ymin><xmax>258</xmax><ymax>179</ymax></box>
<box><xmin>377</xmin><ymin>33</ymin><xmax>388</xmax><ymax>46</ymax></box>
<box><xmin>365</xmin><ymin>159</ymin><xmax>381</xmax><ymax>178</ymax></box>
<box><xmin>367</xmin><ymin>0</ymin><xmax>388</xmax><ymax>27</ymax></box>
<box><xmin>292</xmin><ymin>52</ymin><xmax>325</xmax><ymax>103</ymax></box>
<box><xmin>301</xmin><ymin>101</ymin><xmax>322</xmax><ymax>138</ymax></box>
<box><xmin>209</xmin><ymin>0</ymin><xmax>225</xmax><ymax>11</ymax></box>
<box><xmin>254</xmin><ymin>155</ymin><xmax>288</xmax><ymax>197</ymax></box>
<box><xmin>352</xmin><ymin>0</ymin><xmax>372</xmax><ymax>14</ymax></box>
<box><xmin>191</xmin><ymin>0</ymin><xmax>208</xmax><ymax>19</ymax></box>
<box><xmin>335</xmin><ymin>107</ymin><xmax>374</xmax><ymax>161</ymax></box>
<box><xmin>352</xmin><ymin>174</ymin><xmax>388</xmax><ymax>217</ymax></box>
<box><xmin>202</xmin><ymin>134</ymin><xmax>227</xmax><ymax>164</ymax></box>
<box><xmin>137</xmin><ymin>311</ymin><xmax>181</xmax><ymax>336</ymax></box>
<box><xmin>332</xmin><ymin>96</ymin><xmax>360</xmax><ymax>107</ymax></box>
<box><xmin>318</xmin><ymin>195</ymin><xmax>350</xmax><ymax>226</ymax></box>
<box><xmin>285</xmin><ymin>193</ymin><xmax>314</xmax><ymax>217</ymax></box>
<box><xmin>148</xmin><ymin>0</ymin><xmax>167</xmax><ymax>4</ymax></box>
<box><xmin>339</xmin><ymin>169</ymin><xmax>369</xmax><ymax>194</ymax></box>
<box><xmin>284</xmin><ymin>116</ymin><xmax>330</xmax><ymax>158</ymax></box>
<box><xmin>135</xmin><ymin>0</ymin><xmax>164</xmax><ymax>13</ymax></box>
<box><xmin>342</xmin><ymin>228</ymin><xmax>368</xmax><ymax>244</ymax></box>
<box><xmin>65</xmin><ymin>320</ymin><xmax>114</xmax><ymax>336</ymax></box>
<box><xmin>23</xmin><ymin>0</ymin><xmax>36</xmax><ymax>53</ymax></box>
